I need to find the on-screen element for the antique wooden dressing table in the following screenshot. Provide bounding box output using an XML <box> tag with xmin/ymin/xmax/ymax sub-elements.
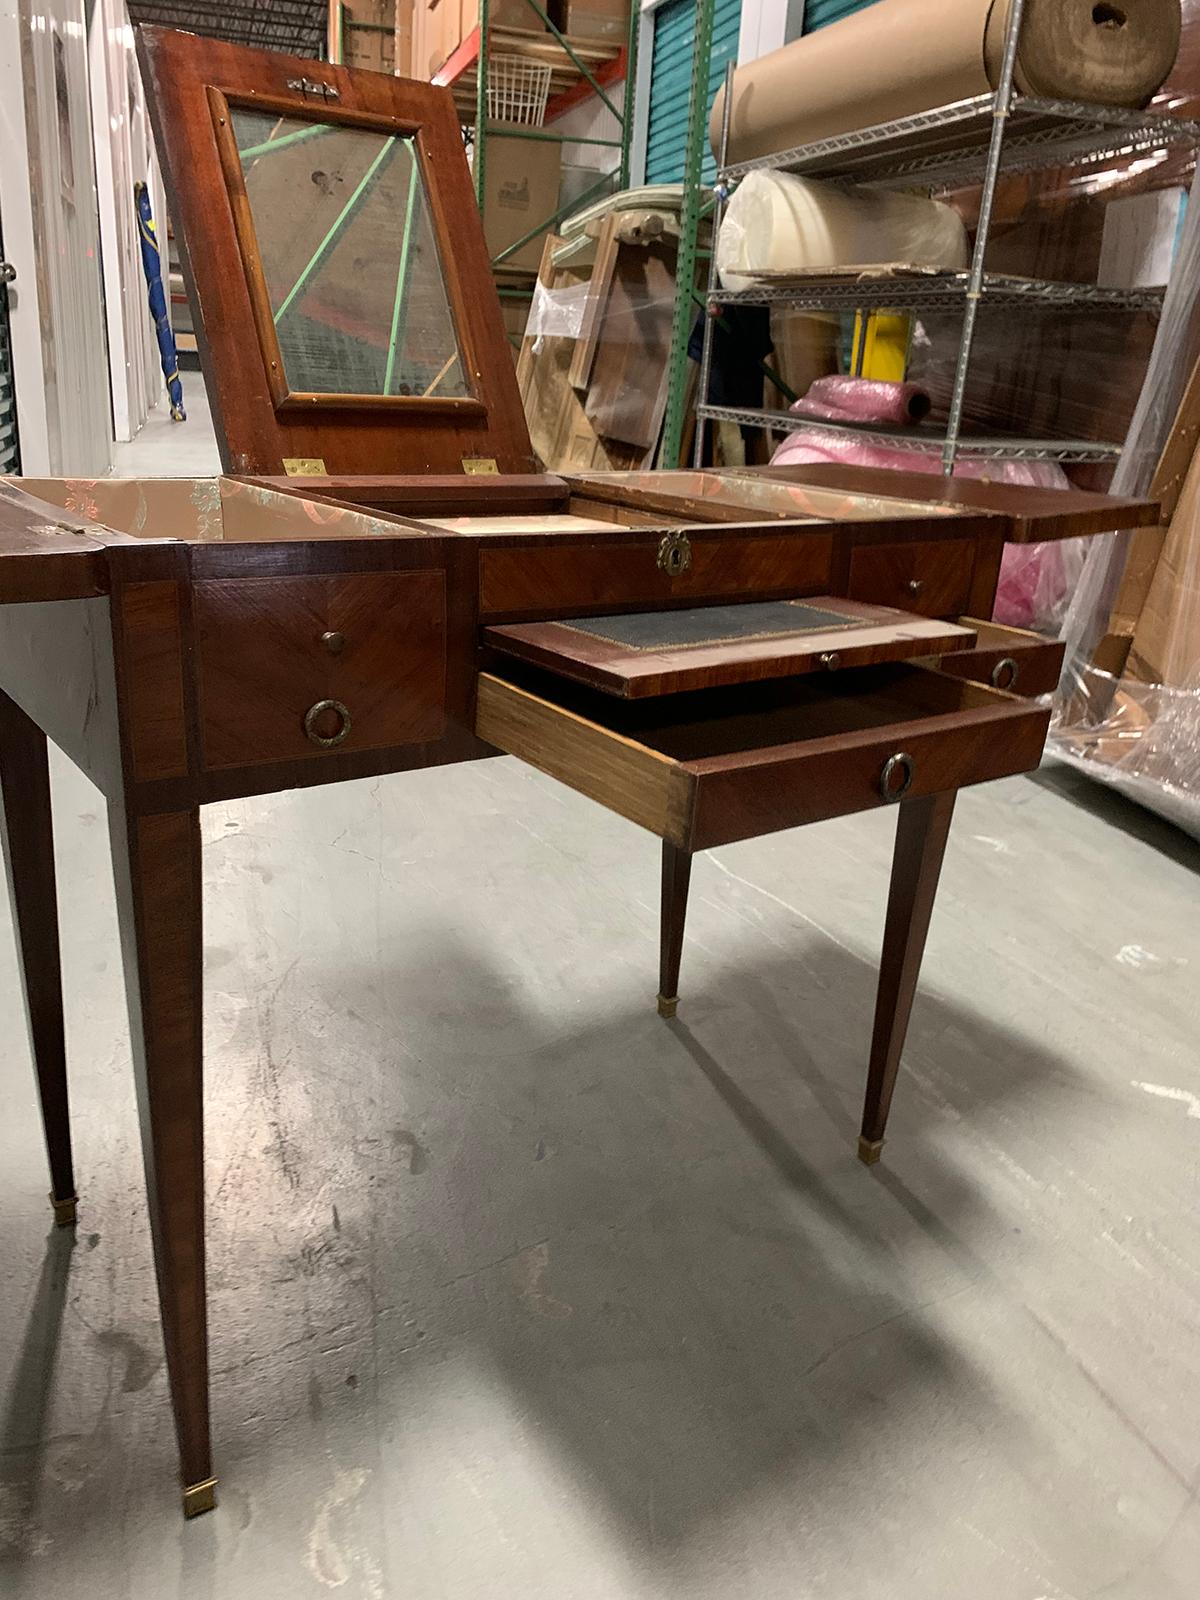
<box><xmin>0</xmin><ymin>28</ymin><xmax>1159</xmax><ymax>1518</ymax></box>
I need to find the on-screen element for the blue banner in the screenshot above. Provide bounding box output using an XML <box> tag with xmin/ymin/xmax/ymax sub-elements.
<box><xmin>134</xmin><ymin>181</ymin><xmax>186</xmax><ymax>422</ymax></box>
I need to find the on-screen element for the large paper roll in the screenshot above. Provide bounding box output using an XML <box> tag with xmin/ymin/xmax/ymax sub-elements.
<box><xmin>716</xmin><ymin>171</ymin><xmax>968</xmax><ymax>289</ymax></box>
<box><xmin>711</xmin><ymin>0</ymin><xmax>1182</xmax><ymax>166</ymax></box>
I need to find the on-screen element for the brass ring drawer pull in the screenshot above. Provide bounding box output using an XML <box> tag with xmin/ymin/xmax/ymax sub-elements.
<box><xmin>303</xmin><ymin>699</ymin><xmax>352</xmax><ymax>748</ymax></box>
<box><xmin>656</xmin><ymin>531</ymin><xmax>692</xmax><ymax>578</ymax></box>
<box><xmin>990</xmin><ymin>656</ymin><xmax>1020</xmax><ymax>690</ymax></box>
<box><xmin>879</xmin><ymin>751</ymin><xmax>914</xmax><ymax>802</ymax></box>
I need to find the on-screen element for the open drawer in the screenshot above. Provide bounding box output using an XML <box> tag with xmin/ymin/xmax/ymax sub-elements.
<box><xmin>477</xmin><ymin>662</ymin><xmax>1051</xmax><ymax>852</ymax></box>
<box><xmin>934</xmin><ymin>618</ymin><xmax>1066</xmax><ymax>696</ymax></box>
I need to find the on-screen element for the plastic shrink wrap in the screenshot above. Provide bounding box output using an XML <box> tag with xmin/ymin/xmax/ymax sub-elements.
<box><xmin>716</xmin><ymin>173</ymin><xmax>968</xmax><ymax>292</ymax></box>
<box><xmin>1051</xmin><ymin>165</ymin><xmax>1200</xmax><ymax>838</ymax></box>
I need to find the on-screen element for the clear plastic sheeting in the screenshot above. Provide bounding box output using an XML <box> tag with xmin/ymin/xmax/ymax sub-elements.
<box><xmin>1051</xmin><ymin>166</ymin><xmax>1200</xmax><ymax>837</ymax></box>
<box><xmin>1053</xmin><ymin>673</ymin><xmax>1200</xmax><ymax>836</ymax></box>
<box><xmin>1052</xmin><ymin>448</ymin><xmax>1200</xmax><ymax>834</ymax></box>
<box><xmin>716</xmin><ymin>172</ymin><xmax>968</xmax><ymax>292</ymax></box>
<box><xmin>526</xmin><ymin>280</ymin><xmax>591</xmax><ymax>351</ymax></box>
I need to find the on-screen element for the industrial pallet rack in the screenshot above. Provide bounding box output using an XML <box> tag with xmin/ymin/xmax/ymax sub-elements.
<box><xmin>690</xmin><ymin>0</ymin><xmax>1200</xmax><ymax>473</ymax></box>
<box><xmin>436</xmin><ymin>0</ymin><xmax>638</xmax><ymax>314</ymax></box>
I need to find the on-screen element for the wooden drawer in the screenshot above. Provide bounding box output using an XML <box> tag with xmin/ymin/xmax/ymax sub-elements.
<box><xmin>195</xmin><ymin>571</ymin><xmax>446</xmax><ymax>769</ymax></box>
<box><xmin>934</xmin><ymin>617</ymin><xmax>1065</xmax><ymax>696</ymax></box>
<box><xmin>477</xmin><ymin>662</ymin><xmax>1050</xmax><ymax>851</ymax></box>
<box><xmin>848</xmin><ymin>539</ymin><xmax>974</xmax><ymax>617</ymax></box>
<box><xmin>479</xmin><ymin>531</ymin><xmax>835</xmax><ymax>620</ymax></box>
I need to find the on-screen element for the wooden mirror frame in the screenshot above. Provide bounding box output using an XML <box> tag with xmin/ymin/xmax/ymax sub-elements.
<box><xmin>138</xmin><ymin>27</ymin><xmax>535</xmax><ymax>475</ymax></box>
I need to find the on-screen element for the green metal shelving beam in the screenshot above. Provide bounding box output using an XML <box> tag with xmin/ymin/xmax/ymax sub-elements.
<box><xmin>475</xmin><ymin>0</ymin><xmax>639</xmax><ymax>282</ymax></box>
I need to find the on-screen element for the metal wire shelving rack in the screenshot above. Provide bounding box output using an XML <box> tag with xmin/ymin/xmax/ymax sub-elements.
<box><xmin>691</xmin><ymin>0</ymin><xmax>1200</xmax><ymax>473</ymax></box>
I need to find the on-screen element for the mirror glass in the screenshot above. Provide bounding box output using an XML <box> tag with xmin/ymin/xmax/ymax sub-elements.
<box><xmin>231</xmin><ymin>109</ymin><xmax>468</xmax><ymax>399</ymax></box>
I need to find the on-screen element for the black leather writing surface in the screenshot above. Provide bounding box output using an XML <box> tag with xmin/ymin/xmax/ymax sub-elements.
<box><xmin>562</xmin><ymin>600</ymin><xmax>864</xmax><ymax>652</ymax></box>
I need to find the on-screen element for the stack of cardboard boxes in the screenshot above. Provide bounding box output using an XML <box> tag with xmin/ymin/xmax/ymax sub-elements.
<box><xmin>338</xmin><ymin>0</ymin><xmax>404</xmax><ymax>75</ymax></box>
<box><xmin>549</xmin><ymin>0</ymin><xmax>629</xmax><ymax>43</ymax></box>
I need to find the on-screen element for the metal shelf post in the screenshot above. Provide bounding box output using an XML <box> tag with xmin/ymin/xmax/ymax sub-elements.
<box><xmin>939</xmin><ymin>0</ymin><xmax>1026</xmax><ymax>474</ymax></box>
<box><xmin>692</xmin><ymin>57</ymin><xmax>733</xmax><ymax>468</ymax></box>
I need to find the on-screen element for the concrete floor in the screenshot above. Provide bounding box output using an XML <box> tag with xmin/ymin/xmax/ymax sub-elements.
<box><xmin>3</xmin><ymin>398</ymin><xmax>1200</xmax><ymax>1599</ymax></box>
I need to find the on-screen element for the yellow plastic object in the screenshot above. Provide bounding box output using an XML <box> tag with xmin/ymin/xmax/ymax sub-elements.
<box><xmin>851</xmin><ymin>312</ymin><xmax>912</xmax><ymax>381</ymax></box>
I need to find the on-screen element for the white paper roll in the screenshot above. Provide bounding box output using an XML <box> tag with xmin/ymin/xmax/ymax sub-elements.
<box><xmin>715</xmin><ymin>171</ymin><xmax>969</xmax><ymax>291</ymax></box>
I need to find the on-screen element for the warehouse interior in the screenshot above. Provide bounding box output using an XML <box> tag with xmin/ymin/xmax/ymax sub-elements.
<box><xmin>1</xmin><ymin>3</ymin><xmax>1199</xmax><ymax>1598</ymax></box>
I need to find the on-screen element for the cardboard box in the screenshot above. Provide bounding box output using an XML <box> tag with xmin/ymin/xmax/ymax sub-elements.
<box><xmin>480</xmin><ymin>126</ymin><xmax>561</xmax><ymax>272</ymax></box>
<box><xmin>1099</xmin><ymin>187</ymin><xmax>1187</xmax><ymax>289</ymax></box>
<box><xmin>416</xmin><ymin>1</ymin><xmax>548</xmax><ymax>82</ymax></box>
<box><xmin>415</xmin><ymin>0</ymin><xmax>463</xmax><ymax>78</ymax></box>
<box><xmin>549</xmin><ymin>0</ymin><xmax>629</xmax><ymax>43</ymax></box>
<box><xmin>343</xmin><ymin>20</ymin><xmax>397</xmax><ymax>74</ymax></box>
<box><xmin>464</xmin><ymin>0</ymin><xmax>549</xmax><ymax>33</ymax></box>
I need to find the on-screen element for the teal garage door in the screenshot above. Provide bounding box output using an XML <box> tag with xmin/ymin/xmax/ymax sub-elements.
<box><xmin>802</xmin><ymin>0</ymin><xmax>884</xmax><ymax>33</ymax></box>
<box><xmin>644</xmin><ymin>0</ymin><xmax>741</xmax><ymax>186</ymax></box>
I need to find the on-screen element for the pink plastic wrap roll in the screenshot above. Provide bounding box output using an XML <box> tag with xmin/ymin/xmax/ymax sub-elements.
<box><xmin>791</xmin><ymin>378</ymin><xmax>932</xmax><ymax>425</ymax></box>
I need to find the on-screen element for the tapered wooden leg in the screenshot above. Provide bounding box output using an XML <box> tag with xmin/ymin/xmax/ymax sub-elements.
<box><xmin>0</xmin><ymin>690</ymin><xmax>76</xmax><ymax>1225</ymax></box>
<box><xmin>657</xmin><ymin>842</ymin><xmax>692</xmax><ymax>1018</ymax></box>
<box><xmin>859</xmin><ymin>790</ymin><xmax>957</xmax><ymax>1165</ymax></box>
<box><xmin>108</xmin><ymin>801</ymin><xmax>214</xmax><ymax>1516</ymax></box>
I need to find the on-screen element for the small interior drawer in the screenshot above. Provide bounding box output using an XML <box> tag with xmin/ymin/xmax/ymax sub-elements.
<box><xmin>483</xmin><ymin>596</ymin><xmax>975</xmax><ymax>698</ymax></box>
<box><xmin>934</xmin><ymin>617</ymin><xmax>1065</xmax><ymax>696</ymax></box>
<box><xmin>477</xmin><ymin>661</ymin><xmax>1050</xmax><ymax>851</ymax></box>
<box><xmin>848</xmin><ymin>539</ymin><xmax>974</xmax><ymax>617</ymax></box>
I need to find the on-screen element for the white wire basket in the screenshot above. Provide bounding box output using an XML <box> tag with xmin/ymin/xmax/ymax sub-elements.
<box><xmin>487</xmin><ymin>55</ymin><xmax>552</xmax><ymax>127</ymax></box>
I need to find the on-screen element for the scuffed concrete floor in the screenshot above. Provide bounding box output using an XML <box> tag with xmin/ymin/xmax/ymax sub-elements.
<box><xmin>2</xmin><ymin>396</ymin><xmax>1200</xmax><ymax>1598</ymax></box>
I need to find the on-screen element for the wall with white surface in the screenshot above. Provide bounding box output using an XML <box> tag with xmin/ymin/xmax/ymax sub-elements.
<box><xmin>0</xmin><ymin>0</ymin><xmax>111</xmax><ymax>475</ymax></box>
<box><xmin>89</xmin><ymin>0</ymin><xmax>164</xmax><ymax>443</ymax></box>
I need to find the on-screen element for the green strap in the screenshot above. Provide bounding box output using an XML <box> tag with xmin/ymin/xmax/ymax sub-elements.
<box><xmin>274</xmin><ymin>138</ymin><xmax>397</xmax><ymax>327</ymax></box>
<box><xmin>239</xmin><ymin>122</ymin><xmax>333</xmax><ymax>163</ymax></box>
<box><xmin>383</xmin><ymin>155</ymin><xmax>421</xmax><ymax>395</ymax></box>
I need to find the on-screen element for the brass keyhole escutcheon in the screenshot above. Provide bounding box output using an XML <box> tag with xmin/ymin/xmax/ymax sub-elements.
<box><xmin>657</xmin><ymin>531</ymin><xmax>692</xmax><ymax>579</ymax></box>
